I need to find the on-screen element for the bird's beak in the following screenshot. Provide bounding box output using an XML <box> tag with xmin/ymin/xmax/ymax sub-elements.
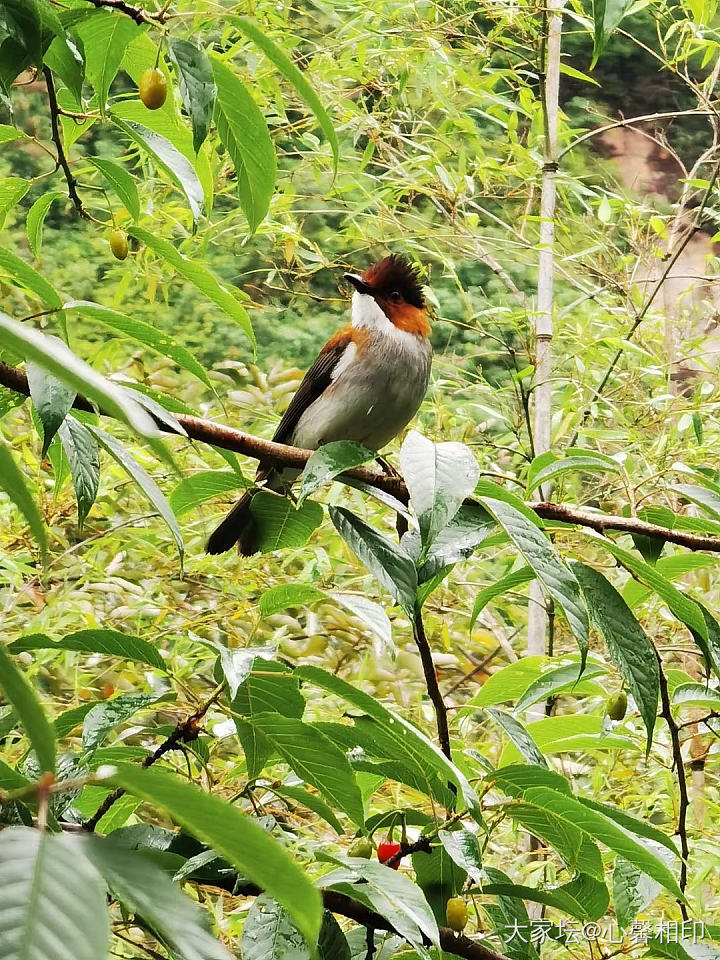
<box><xmin>344</xmin><ymin>272</ymin><xmax>375</xmax><ymax>296</ymax></box>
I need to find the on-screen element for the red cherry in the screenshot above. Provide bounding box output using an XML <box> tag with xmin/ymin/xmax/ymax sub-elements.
<box><xmin>377</xmin><ymin>841</ymin><xmax>402</xmax><ymax>869</ymax></box>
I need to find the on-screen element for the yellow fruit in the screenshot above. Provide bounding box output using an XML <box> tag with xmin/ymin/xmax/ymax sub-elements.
<box><xmin>446</xmin><ymin>897</ymin><xmax>468</xmax><ymax>932</ymax></box>
<box><xmin>139</xmin><ymin>68</ymin><xmax>167</xmax><ymax>109</ymax></box>
<box><xmin>347</xmin><ymin>837</ymin><xmax>373</xmax><ymax>859</ymax></box>
<box><xmin>109</xmin><ymin>229</ymin><xmax>129</xmax><ymax>261</ymax></box>
<box><xmin>606</xmin><ymin>690</ymin><xmax>628</xmax><ymax>721</ymax></box>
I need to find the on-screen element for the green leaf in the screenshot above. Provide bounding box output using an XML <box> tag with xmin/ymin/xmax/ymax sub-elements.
<box><xmin>0</xmin><ymin>438</ymin><xmax>47</xmax><ymax>559</ymax></box>
<box><xmin>671</xmin><ymin>682</ymin><xmax>720</xmax><ymax>709</ymax></box>
<box><xmin>43</xmin><ymin>34</ymin><xmax>84</xmax><ymax>104</ymax></box>
<box><xmin>259</xmin><ymin>583</ymin><xmax>327</xmax><ymax>617</ymax></box>
<box><xmin>461</xmin><ymin>658</ymin><xmax>546</xmax><ymax>709</ymax></box>
<box><xmin>330</xmin><ymin>506</ymin><xmax>417</xmax><ymax>617</ymax></box>
<box><xmin>127</xmin><ymin>227</ymin><xmax>254</xmax><ymax>347</ymax></box>
<box><xmin>0</xmin><ymin>642</ymin><xmax>55</xmax><ymax>773</ymax></box>
<box><xmin>438</xmin><ymin>826</ymin><xmax>484</xmax><ymax>885</ymax></box>
<box><xmin>0</xmin><ymin>175</ymin><xmax>28</xmax><ymax>226</ymax></box>
<box><xmin>613</xmin><ymin>857</ymin><xmax>660</xmax><ymax>929</ymax></box>
<box><xmin>211</xmin><ymin>55</ymin><xmax>276</xmax><ymax>232</ymax></box>
<box><xmin>415</xmin><ymin>501</ymin><xmax>495</xmax><ymax>591</ymax></box>
<box><xmin>64</xmin><ymin>300</ymin><xmax>211</xmax><ymax>388</ymax></box>
<box><xmin>0</xmin><ymin>123</ymin><xmax>26</xmax><ymax>144</ymax></box>
<box><xmin>232</xmin><ymin>660</ymin><xmax>305</xmax><ymax>719</ymax></box>
<box><xmin>81</xmin><ymin>836</ymin><xmax>232</xmax><ymax>960</ymax></box>
<box><xmin>513</xmin><ymin>660</ymin><xmax>606</xmax><ymax>714</ymax></box>
<box><xmin>486</xmin><ymin>763</ymin><xmax>573</xmax><ymax>798</ymax></box>
<box><xmin>478</xmin><ymin>496</ymin><xmax>589</xmax><ymax>662</ymax></box>
<box><xmin>572</xmin><ymin>563</ymin><xmax>658</xmax><ymax>754</ymax></box>
<box><xmin>526</xmin><ymin>451</ymin><xmax>620</xmax><ymax>496</ymax></box>
<box><xmin>115</xmin><ymin>118</ymin><xmax>204</xmax><ymax>220</ymax></box>
<box><xmin>0</xmin><ymin>312</ymin><xmax>157</xmax><ymax>437</ymax></box>
<box><xmin>249</xmin><ymin>491</ymin><xmax>323</xmax><ymax>552</ymax></box>
<box><xmin>250</xmin><ymin>714</ymin><xmax>365</xmax><ymax>826</ymax></box>
<box><xmin>470</xmin><ymin>565</ymin><xmax>534</xmax><ymax>628</ymax></box>
<box><xmin>231</xmin><ymin>16</ymin><xmax>339</xmax><ymax>175</ymax></box>
<box><xmin>321</xmin><ymin>859</ymin><xmax>439</xmax><ymax>951</ymax></box>
<box><xmin>169</xmin><ymin>39</ymin><xmax>216</xmax><ymax>154</ymax></box>
<box><xmin>0</xmin><ymin>246</ymin><xmax>62</xmax><ymax>307</ymax></box>
<box><xmin>399</xmin><ymin>430</ymin><xmax>479</xmax><ymax>550</ymax></box>
<box><xmin>269</xmin><ymin>784</ymin><xmax>344</xmax><ymax>835</ymax></box>
<box><xmin>0</xmin><ymin>827</ymin><xmax>109</xmax><ymax>959</ymax></box>
<box><xmin>83</xmin><ymin>692</ymin><xmax>163</xmax><ymax>752</ymax></box>
<box><xmin>108</xmin><ymin>763</ymin><xmax>323</xmax><ymax>947</ymax></box>
<box><xmin>591</xmin><ymin>0</ymin><xmax>634</xmax><ymax>67</ymax></box>
<box><xmin>0</xmin><ymin>0</ymin><xmax>42</xmax><ymax>67</ymax></box>
<box><xmin>331</xmin><ymin>593</ymin><xmax>394</xmax><ymax>655</ymax></box>
<box><xmin>298</xmin><ymin>441</ymin><xmax>375</xmax><ymax>505</ymax></box>
<box><xmin>521</xmin><ymin>787</ymin><xmax>683</xmax><ymax>898</ymax></box>
<box><xmin>590</xmin><ymin>535</ymin><xmax>708</xmax><ymax>641</ymax></box>
<box><xmin>76</xmin><ymin>10</ymin><xmax>139</xmax><ymax>112</ymax></box>
<box><xmin>296</xmin><ymin>666</ymin><xmax>483</xmax><ymax>823</ymax></box>
<box><xmin>26</xmin><ymin>191</ymin><xmax>63</xmax><ymax>258</ymax></box>
<box><xmin>90</xmin><ymin>427</ymin><xmax>183</xmax><ymax>561</ymax></box>
<box><xmin>318</xmin><ymin>911</ymin><xmax>351</xmax><ymax>960</ymax></box>
<box><xmin>208</xmin><ymin>641</ymin><xmax>276</xmax><ymax>700</ymax></box>
<box><xmin>26</xmin><ymin>361</ymin><xmax>75</xmax><ymax>456</ymax></box>
<box><xmin>241</xmin><ymin>894</ymin><xmax>311</xmax><ymax>960</ymax></box>
<box><xmin>58</xmin><ymin>414</ymin><xmax>100</xmax><ymax>528</ymax></box>
<box><xmin>486</xmin><ymin>708</ymin><xmax>548</xmax><ymax>768</ymax></box>
<box><xmin>89</xmin><ymin>157</ymin><xmax>140</xmax><ymax>221</ymax></box>
<box><xmin>170</xmin><ymin>470</ymin><xmax>247</xmax><ymax>517</ymax></box>
<box><xmin>10</xmin><ymin>629</ymin><xmax>165</xmax><ymax>673</ymax></box>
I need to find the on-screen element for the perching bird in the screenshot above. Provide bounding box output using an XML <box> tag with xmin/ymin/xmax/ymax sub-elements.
<box><xmin>207</xmin><ymin>254</ymin><xmax>432</xmax><ymax>555</ymax></box>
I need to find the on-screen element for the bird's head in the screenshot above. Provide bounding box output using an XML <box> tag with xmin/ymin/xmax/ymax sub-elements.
<box><xmin>344</xmin><ymin>254</ymin><xmax>430</xmax><ymax>337</ymax></box>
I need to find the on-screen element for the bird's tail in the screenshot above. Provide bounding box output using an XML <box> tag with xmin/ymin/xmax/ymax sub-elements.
<box><xmin>206</xmin><ymin>489</ymin><xmax>258</xmax><ymax>556</ymax></box>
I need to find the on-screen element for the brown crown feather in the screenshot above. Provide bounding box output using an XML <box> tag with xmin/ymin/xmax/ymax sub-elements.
<box><xmin>362</xmin><ymin>254</ymin><xmax>425</xmax><ymax>309</ymax></box>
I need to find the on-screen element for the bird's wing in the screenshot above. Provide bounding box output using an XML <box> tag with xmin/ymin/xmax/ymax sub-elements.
<box><xmin>272</xmin><ymin>325</ymin><xmax>354</xmax><ymax>445</ymax></box>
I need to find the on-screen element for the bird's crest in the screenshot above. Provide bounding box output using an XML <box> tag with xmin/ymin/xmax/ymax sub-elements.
<box><xmin>362</xmin><ymin>254</ymin><xmax>425</xmax><ymax>309</ymax></box>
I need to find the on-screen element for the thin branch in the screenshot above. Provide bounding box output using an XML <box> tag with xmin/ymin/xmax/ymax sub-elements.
<box><xmin>558</xmin><ymin>109</ymin><xmax>714</xmax><ymax>160</ymax></box>
<box><xmin>83</xmin><ymin>687</ymin><xmax>221</xmax><ymax>831</ymax></box>
<box><xmin>413</xmin><ymin>607</ymin><xmax>451</xmax><ymax>758</ymax></box>
<box><xmin>656</xmin><ymin>652</ymin><xmax>690</xmax><ymax>917</ymax></box>
<box><xmin>43</xmin><ymin>67</ymin><xmax>86</xmax><ymax>220</ymax></box>
<box><xmin>3</xmin><ymin>358</ymin><xmax>720</xmax><ymax>552</ymax></box>
<box><xmin>80</xmin><ymin>0</ymin><xmax>169</xmax><ymax>24</ymax></box>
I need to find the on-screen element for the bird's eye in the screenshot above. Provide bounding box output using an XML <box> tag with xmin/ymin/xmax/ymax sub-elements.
<box><xmin>389</xmin><ymin>291</ymin><xmax>402</xmax><ymax>301</ymax></box>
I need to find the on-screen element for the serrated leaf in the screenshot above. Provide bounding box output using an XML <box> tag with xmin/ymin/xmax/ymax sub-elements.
<box><xmin>399</xmin><ymin>430</ymin><xmax>479</xmax><ymax>550</ymax></box>
<box><xmin>0</xmin><ymin>438</ymin><xmax>47</xmax><ymax>559</ymax></box>
<box><xmin>526</xmin><ymin>453</ymin><xmax>620</xmax><ymax>496</ymax></box>
<box><xmin>0</xmin><ymin>176</ymin><xmax>28</xmax><ymax>227</ymax></box>
<box><xmin>81</xmin><ymin>836</ymin><xmax>232</xmax><ymax>960</ymax></box>
<box><xmin>259</xmin><ymin>583</ymin><xmax>326</xmax><ymax>616</ymax></box>
<box><xmin>230</xmin><ymin>17</ymin><xmax>338</xmax><ymax>175</ymax></box>
<box><xmin>127</xmin><ymin>227</ymin><xmax>254</xmax><ymax>347</ymax></box>
<box><xmin>438</xmin><ymin>826</ymin><xmax>484</xmax><ymax>885</ymax></box>
<box><xmin>513</xmin><ymin>660</ymin><xmax>606</xmax><ymax>714</ymax></box>
<box><xmin>169</xmin><ymin>470</ymin><xmax>247</xmax><ymax>517</ymax></box>
<box><xmin>0</xmin><ymin>827</ymin><xmax>109</xmax><ymax>960</ymax></box>
<box><xmin>169</xmin><ymin>39</ymin><xmax>216</xmax><ymax>154</ymax></box>
<box><xmin>43</xmin><ymin>34</ymin><xmax>84</xmax><ymax>104</ymax></box>
<box><xmin>211</xmin><ymin>55</ymin><xmax>275</xmax><ymax>232</ymax></box>
<box><xmin>250</xmin><ymin>491</ymin><xmax>323</xmax><ymax>552</ymax></box>
<box><xmin>330</xmin><ymin>505</ymin><xmax>417</xmax><ymax>617</ymax></box>
<box><xmin>487</xmin><ymin>708</ymin><xmax>548</xmax><ymax>767</ymax></box>
<box><xmin>479</xmin><ymin>496</ymin><xmax>589</xmax><ymax>662</ymax></box>
<box><xmin>613</xmin><ymin>857</ymin><xmax>660</xmax><ymax>928</ymax></box>
<box><xmin>26</xmin><ymin>191</ymin><xmax>63</xmax><ymax>258</ymax></box>
<box><xmin>82</xmin><ymin>691</ymin><xmax>163</xmax><ymax>752</ymax></box>
<box><xmin>76</xmin><ymin>10</ymin><xmax>138</xmax><ymax>112</ymax></box>
<box><xmin>108</xmin><ymin>764</ymin><xmax>323</xmax><ymax>947</ymax></box>
<box><xmin>298</xmin><ymin>441</ymin><xmax>374</xmax><ymax>505</ymax></box>
<box><xmin>241</xmin><ymin>894</ymin><xmax>311</xmax><ymax>960</ymax></box>
<box><xmin>64</xmin><ymin>300</ymin><xmax>211</xmax><ymax>388</ymax></box>
<box><xmin>90</xmin><ymin>426</ymin><xmax>183</xmax><ymax>560</ymax></box>
<box><xmin>671</xmin><ymin>682</ymin><xmax>720</xmax><ymax>709</ymax></box>
<box><xmin>58</xmin><ymin>414</ymin><xmax>99</xmax><ymax>528</ymax></box>
<box><xmin>209</xmin><ymin>642</ymin><xmax>276</xmax><ymax>700</ymax></box>
<box><xmin>250</xmin><ymin>714</ymin><xmax>365</xmax><ymax>826</ymax></box>
<box><xmin>0</xmin><ymin>642</ymin><xmax>55</xmax><ymax>772</ymax></box>
<box><xmin>10</xmin><ymin>628</ymin><xmax>165</xmax><ymax>673</ymax></box>
<box><xmin>116</xmin><ymin>118</ymin><xmax>204</xmax><ymax>220</ymax></box>
<box><xmin>572</xmin><ymin>563</ymin><xmax>658</xmax><ymax>753</ymax></box>
<box><xmin>89</xmin><ymin>157</ymin><xmax>140</xmax><ymax>221</ymax></box>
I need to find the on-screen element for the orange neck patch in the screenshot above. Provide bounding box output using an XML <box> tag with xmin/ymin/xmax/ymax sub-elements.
<box><xmin>384</xmin><ymin>301</ymin><xmax>431</xmax><ymax>337</ymax></box>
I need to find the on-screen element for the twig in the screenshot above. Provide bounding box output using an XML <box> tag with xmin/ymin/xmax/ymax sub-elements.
<box><xmin>3</xmin><ymin>359</ymin><xmax>720</xmax><ymax>553</ymax></box>
<box><xmin>656</xmin><ymin>651</ymin><xmax>689</xmax><ymax>917</ymax></box>
<box><xmin>412</xmin><ymin>607</ymin><xmax>451</xmax><ymax>759</ymax></box>
<box><xmin>42</xmin><ymin>67</ymin><xmax>86</xmax><ymax>220</ymax></box>
<box><xmin>84</xmin><ymin>686</ymin><xmax>221</xmax><ymax>831</ymax></box>
<box><xmin>81</xmin><ymin>0</ymin><xmax>170</xmax><ymax>24</ymax></box>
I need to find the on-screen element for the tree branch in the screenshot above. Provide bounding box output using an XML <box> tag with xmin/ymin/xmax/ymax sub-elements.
<box><xmin>2</xmin><ymin>358</ymin><xmax>720</xmax><ymax>553</ymax></box>
<box><xmin>413</xmin><ymin>607</ymin><xmax>451</xmax><ymax>758</ymax></box>
<box><xmin>43</xmin><ymin>67</ymin><xmax>86</xmax><ymax>219</ymax></box>
<box><xmin>81</xmin><ymin>0</ymin><xmax>169</xmax><ymax>24</ymax></box>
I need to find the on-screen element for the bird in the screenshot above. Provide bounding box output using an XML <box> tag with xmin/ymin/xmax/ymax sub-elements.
<box><xmin>206</xmin><ymin>254</ymin><xmax>432</xmax><ymax>556</ymax></box>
